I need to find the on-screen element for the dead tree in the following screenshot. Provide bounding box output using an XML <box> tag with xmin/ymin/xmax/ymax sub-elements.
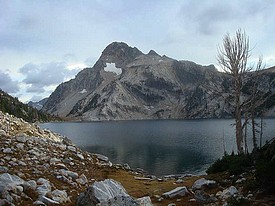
<box><xmin>217</xmin><ymin>29</ymin><xmax>250</xmax><ymax>154</ymax></box>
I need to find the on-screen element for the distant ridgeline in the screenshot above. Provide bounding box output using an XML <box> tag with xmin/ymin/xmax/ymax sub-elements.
<box><xmin>0</xmin><ymin>89</ymin><xmax>57</xmax><ymax>122</ymax></box>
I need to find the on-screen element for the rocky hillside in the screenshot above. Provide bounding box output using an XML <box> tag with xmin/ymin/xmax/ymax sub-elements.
<box><xmin>1</xmin><ymin>111</ymin><xmax>274</xmax><ymax>205</ymax></box>
<box><xmin>42</xmin><ymin>42</ymin><xmax>275</xmax><ymax>121</ymax></box>
<box><xmin>28</xmin><ymin>98</ymin><xmax>49</xmax><ymax>110</ymax></box>
<box><xmin>0</xmin><ymin>89</ymin><xmax>55</xmax><ymax>122</ymax></box>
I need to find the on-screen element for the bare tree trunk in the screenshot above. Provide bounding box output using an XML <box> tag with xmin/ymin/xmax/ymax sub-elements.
<box><xmin>260</xmin><ymin>116</ymin><xmax>263</xmax><ymax>148</ymax></box>
<box><xmin>251</xmin><ymin>107</ymin><xmax>257</xmax><ymax>149</ymax></box>
<box><xmin>235</xmin><ymin>76</ymin><xmax>243</xmax><ymax>154</ymax></box>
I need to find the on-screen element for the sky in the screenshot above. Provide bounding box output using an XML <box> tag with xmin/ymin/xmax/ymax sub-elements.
<box><xmin>1</xmin><ymin>0</ymin><xmax>275</xmax><ymax>103</ymax></box>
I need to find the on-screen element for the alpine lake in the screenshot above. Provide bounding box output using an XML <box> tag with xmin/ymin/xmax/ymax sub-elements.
<box><xmin>40</xmin><ymin>118</ymin><xmax>275</xmax><ymax>176</ymax></box>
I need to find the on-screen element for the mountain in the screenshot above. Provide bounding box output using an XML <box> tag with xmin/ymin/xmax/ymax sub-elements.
<box><xmin>42</xmin><ymin>42</ymin><xmax>275</xmax><ymax>121</ymax></box>
<box><xmin>0</xmin><ymin>89</ymin><xmax>55</xmax><ymax>122</ymax></box>
<box><xmin>28</xmin><ymin>98</ymin><xmax>49</xmax><ymax>110</ymax></box>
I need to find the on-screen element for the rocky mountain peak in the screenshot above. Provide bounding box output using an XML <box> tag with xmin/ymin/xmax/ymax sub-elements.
<box><xmin>42</xmin><ymin>42</ymin><xmax>275</xmax><ymax>121</ymax></box>
<box><xmin>100</xmin><ymin>42</ymin><xmax>143</xmax><ymax>68</ymax></box>
<box><xmin>147</xmin><ymin>50</ymin><xmax>160</xmax><ymax>56</ymax></box>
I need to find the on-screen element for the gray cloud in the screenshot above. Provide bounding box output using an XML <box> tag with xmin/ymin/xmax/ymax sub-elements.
<box><xmin>29</xmin><ymin>95</ymin><xmax>45</xmax><ymax>102</ymax></box>
<box><xmin>178</xmin><ymin>0</ymin><xmax>275</xmax><ymax>36</ymax></box>
<box><xmin>19</xmin><ymin>62</ymin><xmax>80</xmax><ymax>95</ymax></box>
<box><xmin>0</xmin><ymin>72</ymin><xmax>19</xmax><ymax>93</ymax></box>
<box><xmin>26</xmin><ymin>85</ymin><xmax>45</xmax><ymax>93</ymax></box>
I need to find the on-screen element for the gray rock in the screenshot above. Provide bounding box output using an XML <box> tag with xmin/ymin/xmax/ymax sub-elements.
<box><xmin>18</xmin><ymin>160</ymin><xmax>27</xmax><ymax>166</ymax></box>
<box><xmin>123</xmin><ymin>163</ymin><xmax>131</xmax><ymax>170</ymax></box>
<box><xmin>0</xmin><ymin>166</ymin><xmax>9</xmax><ymax>173</ymax></box>
<box><xmin>51</xmin><ymin>189</ymin><xmax>70</xmax><ymax>203</ymax></box>
<box><xmin>36</xmin><ymin>178</ymin><xmax>51</xmax><ymax>196</ymax></box>
<box><xmin>16</xmin><ymin>135</ymin><xmax>27</xmax><ymax>143</ymax></box>
<box><xmin>221</xmin><ymin>186</ymin><xmax>239</xmax><ymax>199</ymax></box>
<box><xmin>0</xmin><ymin>173</ymin><xmax>25</xmax><ymax>191</ymax></box>
<box><xmin>15</xmin><ymin>143</ymin><xmax>24</xmax><ymax>150</ymax></box>
<box><xmin>50</xmin><ymin>157</ymin><xmax>61</xmax><ymax>164</ymax></box>
<box><xmin>59</xmin><ymin>169</ymin><xmax>79</xmax><ymax>180</ymax></box>
<box><xmin>76</xmin><ymin>174</ymin><xmax>88</xmax><ymax>185</ymax></box>
<box><xmin>162</xmin><ymin>186</ymin><xmax>189</xmax><ymax>198</ymax></box>
<box><xmin>14</xmin><ymin>185</ymin><xmax>23</xmax><ymax>196</ymax></box>
<box><xmin>3</xmin><ymin>148</ymin><xmax>12</xmax><ymax>154</ymax></box>
<box><xmin>27</xmin><ymin>180</ymin><xmax>37</xmax><ymax>190</ymax></box>
<box><xmin>175</xmin><ymin>179</ymin><xmax>184</xmax><ymax>184</ymax></box>
<box><xmin>33</xmin><ymin>200</ymin><xmax>47</xmax><ymax>206</ymax></box>
<box><xmin>192</xmin><ymin>178</ymin><xmax>216</xmax><ymax>190</ymax></box>
<box><xmin>236</xmin><ymin>177</ymin><xmax>246</xmax><ymax>183</ymax></box>
<box><xmin>76</xmin><ymin>179</ymin><xmax>138</xmax><ymax>206</ymax></box>
<box><xmin>76</xmin><ymin>153</ymin><xmax>85</xmax><ymax>160</ymax></box>
<box><xmin>56</xmin><ymin>175</ymin><xmax>72</xmax><ymax>184</ymax></box>
<box><xmin>28</xmin><ymin>149</ymin><xmax>41</xmax><ymax>157</ymax></box>
<box><xmin>194</xmin><ymin>190</ymin><xmax>217</xmax><ymax>204</ymax></box>
<box><xmin>67</xmin><ymin>145</ymin><xmax>76</xmax><ymax>152</ymax></box>
<box><xmin>94</xmin><ymin>153</ymin><xmax>109</xmax><ymax>162</ymax></box>
<box><xmin>0</xmin><ymin>129</ymin><xmax>6</xmax><ymax>136</ymax></box>
<box><xmin>39</xmin><ymin>195</ymin><xmax>59</xmax><ymax>205</ymax></box>
<box><xmin>136</xmin><ymin>196</ymin><xmax>153</xmax><ymax>206</ymax></box>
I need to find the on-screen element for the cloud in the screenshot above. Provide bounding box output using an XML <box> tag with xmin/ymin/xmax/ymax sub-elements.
<box><xmin>178</xmin><ymin>0</ymin><xmax>275</xmax><ymax>36</ymax></box>
<box><xmin>19</xmin><ymin>62</ymin><xmax>81</xmax><ymax>96</ymax></box>
<box><xmin>0</xmin><ymin>72</ymin><xmax>19</xmax><ymax>93</ymax></box>
<box><xmin>29</xmin><ymin>95</ymin><xmax>45</xmax><ymax>102</ymax></box>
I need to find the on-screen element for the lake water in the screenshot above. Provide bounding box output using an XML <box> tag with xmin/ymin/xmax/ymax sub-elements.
<box><xmin>40</xmin><ymin>119</ymin><xmax>275</xmax><ymax>176</ymax></box>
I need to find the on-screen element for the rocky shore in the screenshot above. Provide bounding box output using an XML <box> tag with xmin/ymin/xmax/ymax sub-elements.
<box><xmin>0</xmin><ymin>111</ymin><xmax>274</xmax><ymax>205</ymax></box>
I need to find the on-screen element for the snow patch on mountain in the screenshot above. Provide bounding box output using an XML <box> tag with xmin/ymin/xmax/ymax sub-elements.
<box><xmin>104</xmin><ymin>63</ymin><xmax>122</xmax><ymax>76</ymax></box>
<box><xmin>79</xmin><ymin>89</ymin><xmax>87</xmax><ymax>94</ymax></box>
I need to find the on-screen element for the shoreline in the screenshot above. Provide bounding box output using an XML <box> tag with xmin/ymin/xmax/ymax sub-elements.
<box><xmin>1</xmin><ymin>111</ymin><xmax>274</xmax><ymax>205</ymax></box>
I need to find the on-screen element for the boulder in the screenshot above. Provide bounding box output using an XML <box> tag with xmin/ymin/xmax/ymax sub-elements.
<box><xmin>162</xmin><ymin>186</ymin><xmax>190</xmax><ymax>198</ymax></box>
<box><xmin>94</xmin><ymin>153</ymin><xmax>109</xmax><ymax>162</ymax></box>
<box><xmin>76</xmin><ymin>179</ymin><xmax>138</xmax><ymax>206</ymax></box>
<box><xmin>36</xmin><ymin>178</ymin><xmax>51</xmax><ymax>196</ymax></box>
<box><xmin>194</xmin><ymin>190</ymin><xmax>217</xmax><ymax>204</ymax></box>
<box><xmin>16</xmin><ymin>135</ymin><xmax>28</xmax><ymax>143</ymax></box>
<box><xmin>220</xmin><ymin>186</ymin><xmax>239</xmax><ymax>199</ymax></box>
<box><xmin>38</xmin><ymin>196</ymin><xmax>59</xmax><ymax>205</ymax></box>
<box><xmin>58</xmin><ymin>169</ymin><xmax>79</xmax><ymax>180</ymax></box>
<box><xmin>192</xmin><ymin>178</ymin><xmax>216</xmax><ymax>190</ymax></box>
<box><xmin>76</xmin><ymin>153</ymin><xmax>85</xmax><ymax>160</ymax></box>
<box><xmin>67</xmin><ymin>145</ymin><xmax>76</xmax><ymax>152</ymax></box>
<box><xmin>136</xmin><ymin>196</ymin><xmax>153</xmax><ymax>206</ymax></box>
<box><xmin>51</xmin><ymin>189</ymin><xmax>70</xmax><ymax>203</ymax></box>
<box><xmin>3</xmin><ymin>148</ymin><xmax>12</xmax><ymax>154</ymax></box>
<box><xmin>0</xmin><ymin>173</ymin><xmax>25</xmax><ymax>191</ymax></box>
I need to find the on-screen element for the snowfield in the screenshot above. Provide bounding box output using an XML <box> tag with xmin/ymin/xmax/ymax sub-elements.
<box><xmin>79</xmin><ymin>89</ymin><xmax>87</xmax><ymax>94</ymax></box>
<box><xmin>104</xmin><ymin>63</ymin><xmax>122</xmax><ymax>76</ymax></box>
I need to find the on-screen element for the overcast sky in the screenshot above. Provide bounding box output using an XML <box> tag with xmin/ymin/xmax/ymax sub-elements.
<box><xmin>1</xmin><ymin>0</ymin><xmax>275</xmax><ymax>102</ymax></box>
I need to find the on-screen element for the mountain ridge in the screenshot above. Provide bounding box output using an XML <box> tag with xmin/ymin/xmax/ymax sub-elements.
<box><xmin>42</xmin><ymin>42</ymin><xmax>275</xmax><ymax>121</ymax></box>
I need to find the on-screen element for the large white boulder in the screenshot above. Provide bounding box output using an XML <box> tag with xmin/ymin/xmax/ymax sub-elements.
<box><xmin>76</xmin><ymin>179</ymin><xmax>138</xmax><ymax>206</ymax></box>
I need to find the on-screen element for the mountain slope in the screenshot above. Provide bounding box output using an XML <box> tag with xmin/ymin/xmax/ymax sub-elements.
<box><xmin>0</xmin><ymin>89</ymin><xmax>55</xmax><ymax>122</ymax></box>
<box><xmin>42</xmin><ymin>42</ymin><xmax>275</xmax><ymax>121</ymax></box>
<box><xmin>28</xmin><ymin>98</ymin><xmax>49</xmax><ymax>110</ymax></box>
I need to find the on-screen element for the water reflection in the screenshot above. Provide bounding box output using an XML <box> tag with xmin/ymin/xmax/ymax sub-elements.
<box><xmin>41</xmin><ymin>119</ymin><xmax>275</xmax><ymax>176</ymax></box>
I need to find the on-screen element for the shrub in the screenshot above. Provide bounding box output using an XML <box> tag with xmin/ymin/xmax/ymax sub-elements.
<box><xmin>207</xmin><ymin>154</ymin><xmax>253</xmax><ymax>175</ymax></box>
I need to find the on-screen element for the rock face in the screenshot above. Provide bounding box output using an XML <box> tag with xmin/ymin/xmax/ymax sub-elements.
<box><xmin>28</xmin><ymin>98</ymin><xmax>49</xmax><ymax>110</ymax></box>
<box><xmin>42</xmin><ymin>42</ymin><xmax>275</xmax><ymax>121</ymax></box>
